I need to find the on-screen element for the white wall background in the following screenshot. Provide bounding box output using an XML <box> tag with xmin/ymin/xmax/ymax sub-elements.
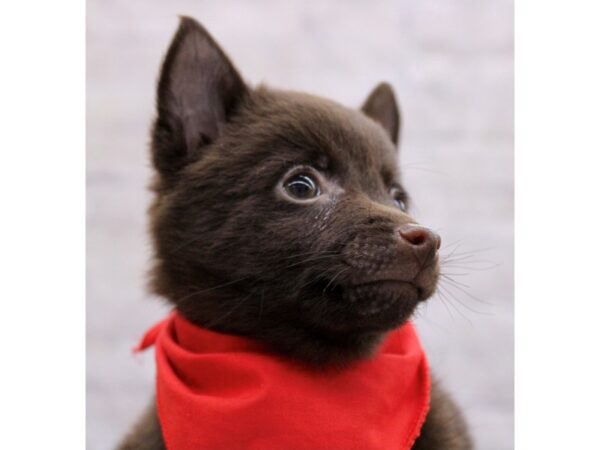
<box><xmin>87</xmin><ymin>1</ymin><xmax>513</xmax><ymax>448</ymax></box>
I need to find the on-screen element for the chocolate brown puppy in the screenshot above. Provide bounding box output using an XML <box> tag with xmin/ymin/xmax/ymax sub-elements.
<box><xmin>118</xmin><ymin>17</ymin><xmax>472</xmax><ymax>450</ymax></box>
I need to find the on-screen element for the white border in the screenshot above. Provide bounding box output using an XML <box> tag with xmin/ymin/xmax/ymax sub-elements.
<box><xmin>0</xmin><ymin>1</ymin><xmax>85</xmax><ymax>449</ymax></box>
<box><xmin>516</xmin><ymin>1</ymin><xmax>600</xmax><ymax>448</ymax></box>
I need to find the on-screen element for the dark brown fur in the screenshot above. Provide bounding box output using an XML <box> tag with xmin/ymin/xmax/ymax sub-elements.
<box><xmin>118</xmin><ymin>17</ymin><xmax>472</xmax><ymax>449</ymax></box>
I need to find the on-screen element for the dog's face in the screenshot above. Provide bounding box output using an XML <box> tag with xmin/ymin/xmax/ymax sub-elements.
<box><xmin>149</xmin><ymin>18</ymin><xmax>440</xmax><ymax>365</ymax></box>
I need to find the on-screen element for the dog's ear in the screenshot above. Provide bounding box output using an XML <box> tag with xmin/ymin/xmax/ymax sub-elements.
<box><xmin>361</xmin><ymin>82</ymin><xmax>401</xmax><ymax>146</ymax></box>
<box><xmin>152</xmin><ymin>17</ymin><xmax>247</xmax><ymax>178</ymax></box>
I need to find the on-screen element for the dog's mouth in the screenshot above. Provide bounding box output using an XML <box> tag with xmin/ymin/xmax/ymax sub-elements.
<box><xmin>347</xmin><ymin>279</ymin><xmax>424</xmax><ymax>300</ymax></box>
<box><xmin>343</xmin><ymin>279</ymin><xmax>421</xmax><ymax>315</ymax></box>
<box><xmin>306</xmin><ymin>277</ymin><xmax>425</xmax><ymax>332</ymax></box>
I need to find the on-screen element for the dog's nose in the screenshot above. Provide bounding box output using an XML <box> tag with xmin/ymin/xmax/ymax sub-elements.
<box><xmin>397</xmin><ymin>225</ymin><xmax>441</xmax><ymax>260</ymax></box>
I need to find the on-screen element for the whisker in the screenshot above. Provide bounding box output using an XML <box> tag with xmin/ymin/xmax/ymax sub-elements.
<box><xmin>175</xmin><ymin>276</ymin><xmax>251</xmax><ymax>304</ymax></box>
<box><xmin>401</xmin><ymin>161</ymin><xmax>449</xmax><ymax>177</ymax></box>
<box><xmin>444</xmin><ymin>279</ymin><xmax>493</xmax><ymax>306</ymax></box>
<box><xmin>164</xmin><ymin>236</ymin><xmax>205</xmax><ymax>256</ymax></box>
<box><xmin>284</xmin><ymin>254</ymin><xmax>339</xmax><ymax>269</ymax></box>
<box><xmin>434</xmin><ymin>288</ymin><xmax>456</xmax><ymax>322</ymax></box>
<box><xmin>284</xmin><ymin>250</ymin><xmax>339</xmax><ymax>260</ymax></box>
<box><xmin>322</xmin><ymin>267</ymin><xmax>350</xmax><ymax>293</ymax></box>
<box><xmin>439</xmin><ymin>238</ymin><xmax>468</xmax><ymax>252</ymax></box>
<box><xmin>440</xmin><ymin>271</ymin><xmax>469</xmax><ymax>277</ymax></box>
<box><xmin>203</xmin><ymin>293</ymin><xmax>253</xmax><ymax>328</ymax></box>
<box><xmin>442</xmin><ymin>262</ymin><xmax>500</xmax><ymax>272</ymax></box>
<box><xmin>436</xmin><ymin>286</ymin><xmax>474</xmax><ymax>324</ymax></box>
<box><xmin>438</xmin><ymin>283</ymin><xmax>493</xmax><ymax>314</ymax></box>
<box><xmin>439</xmin><ymin>273</ymin><xmax>470</xmax><ymax>288</ymax></box>
<box><xmin>413</xmin><ymin>306</ymin><xmax>452</xmax><ymax>334</ymax></box>
<box><xmin>442</xmin><ymin>254</ymin><xmax>497</xmax><ymax>264</ymax></box>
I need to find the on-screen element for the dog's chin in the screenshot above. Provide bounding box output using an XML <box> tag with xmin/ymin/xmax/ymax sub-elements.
<box><xmin>305</xmin><ymin>280</ymin><xmax>430</xmax><ymax>334</ymax></box>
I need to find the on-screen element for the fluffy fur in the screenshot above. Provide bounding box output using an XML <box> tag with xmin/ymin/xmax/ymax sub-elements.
<box><xmin>118</xmin><ymin>17</ymin><xmax>472</xmax><ymax>449</ymax></box>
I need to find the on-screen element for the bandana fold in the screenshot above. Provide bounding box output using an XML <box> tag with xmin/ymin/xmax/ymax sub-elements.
<box><xmin>136</xmin><ymin>312</ymin><xmax>430</xmax><ymax>450</ymax></box>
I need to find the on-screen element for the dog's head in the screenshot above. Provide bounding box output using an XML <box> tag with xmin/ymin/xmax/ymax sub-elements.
<box><xmin>149</xmin><ymin>18</ymin><xmax>441</xmax><ymax>365</ymax></box>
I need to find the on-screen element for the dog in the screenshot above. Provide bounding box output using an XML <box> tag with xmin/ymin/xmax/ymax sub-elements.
<box><xmin>117</xmin><ymin>17</ymin><xmax>472</xmax><ymax>450</ymax></box>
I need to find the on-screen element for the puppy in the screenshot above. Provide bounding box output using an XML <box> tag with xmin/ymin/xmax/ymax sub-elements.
<box><xmin>118</xmin><ymin>17</ymin><xmax>472</xmax><ymax>450</ymax></box>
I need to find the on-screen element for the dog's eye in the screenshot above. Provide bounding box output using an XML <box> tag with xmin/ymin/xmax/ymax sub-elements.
<box><xmin>284</xmin><ymin>173</ymin><xmax>320</xmax><ymax>200</ymax></box>
<box><xmin>390</xmin><ymin>186</ymin><xmax>407</xmax><ymax>211</ymax></box>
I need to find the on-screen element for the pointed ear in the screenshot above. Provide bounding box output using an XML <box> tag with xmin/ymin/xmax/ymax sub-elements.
<box><xmin>152</xmin><ymin>17</ymin><xmax>247</xmax><ymax>177</ymax></box>
<box><xmin>361</xmin><ymin>82</ymin><xmax>401</xmax><ymax>146</ymax></box>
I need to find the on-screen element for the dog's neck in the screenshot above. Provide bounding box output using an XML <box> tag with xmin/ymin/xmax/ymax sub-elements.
<box><xmin>176</xmin><ymin>303</ymin><xmax>388</xmax><ymax>368</ymax></box>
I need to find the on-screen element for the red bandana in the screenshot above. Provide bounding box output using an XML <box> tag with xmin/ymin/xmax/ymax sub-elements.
<box><xmin>136</xmin><ymin>312</ymin><xmax>430</xmax><ymax>450</ymax></box>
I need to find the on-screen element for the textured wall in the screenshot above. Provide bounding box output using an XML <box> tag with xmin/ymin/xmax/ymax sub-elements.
<box><xmin>87</xmin><ymin>1</ymin><xmax>513</xmax><ymax>448</ymax></box>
